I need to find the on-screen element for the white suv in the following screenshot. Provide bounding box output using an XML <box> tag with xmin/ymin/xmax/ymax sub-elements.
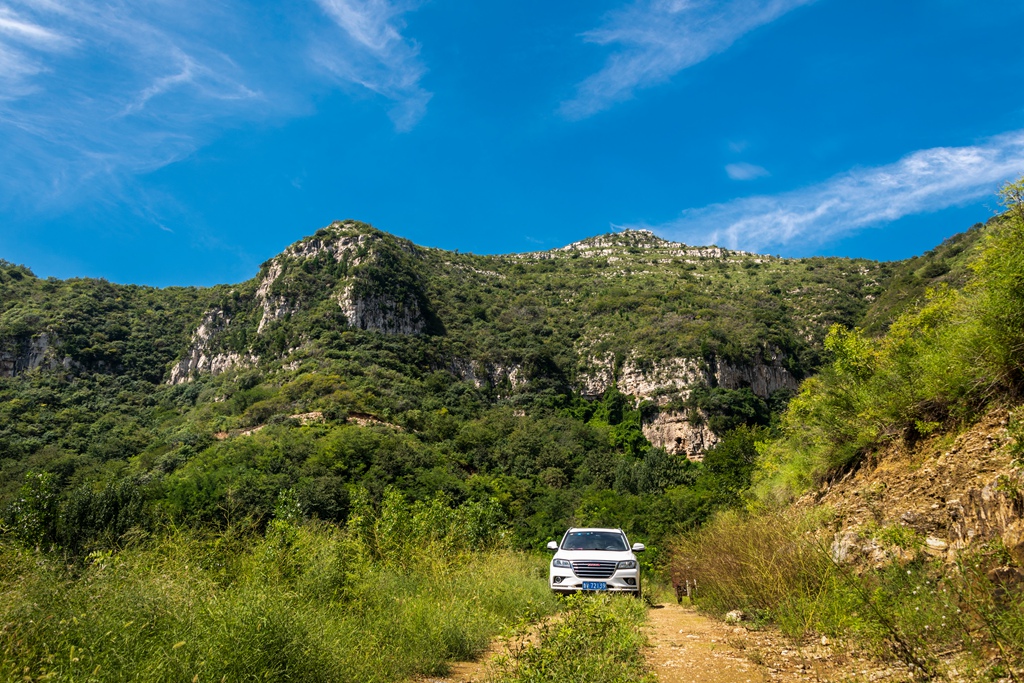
<box><xmin>547</xmin><ymin>527</ymin><xmax>644</xmax><ymax>595</ymax></box>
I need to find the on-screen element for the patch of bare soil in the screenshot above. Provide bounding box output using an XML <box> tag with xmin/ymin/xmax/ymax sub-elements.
<box><xmin>645</xmin><ymin>603</ymin><xmax>769</xmax><ymax>683</ymax></box>
<box><xmin>645</xmin><ymin>603</ymin><xmax>912</xmax><ymax>683</ymax></box>
<box><xmin>415</xmin><ymin>646</ymin><xmax>497</xmax><ymax>683</ymax></box>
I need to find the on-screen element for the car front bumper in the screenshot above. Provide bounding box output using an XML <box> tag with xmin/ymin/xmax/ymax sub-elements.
<box><xmin>549</xmin><ymin>570</ymin><xmax>640</xmax><ymax>593</ymax></box>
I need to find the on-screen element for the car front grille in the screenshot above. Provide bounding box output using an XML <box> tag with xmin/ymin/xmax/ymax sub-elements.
<box><xmin>571</xmin><ymin>560</ymin><xmax>616</xmax><ymax>579</ymax></box>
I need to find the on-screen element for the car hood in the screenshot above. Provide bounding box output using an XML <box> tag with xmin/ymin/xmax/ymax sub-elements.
<box><xmin>553</xmin><ymin>550</ymin><xmax>634</xmax><ymax>562</ymax></box>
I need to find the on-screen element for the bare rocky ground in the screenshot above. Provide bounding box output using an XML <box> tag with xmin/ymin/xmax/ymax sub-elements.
<box><xmin>797</xmin><ymin>408</ymin><xmax>1023</xmax><ymax>567</ymax></box>
<box><xmin>645</xmin><ymin>603</ymin><xmax>917</xmax><ymax>683</ymax></box>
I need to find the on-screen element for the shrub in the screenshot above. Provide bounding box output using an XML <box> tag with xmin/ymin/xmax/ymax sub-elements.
<box><xmin>670</xmin><ymin>509</ymin><xmax>838</xmax><ymax>621</ymax></box>
<box><xmin>492</xmin><ymin>594</ymin><xmax>654</xmax><ymax>683</ymax></box>
<box><xmin>753</xmin><ymin>179</ymin><xmax>1024</xmax><ymax>504</ymax></box>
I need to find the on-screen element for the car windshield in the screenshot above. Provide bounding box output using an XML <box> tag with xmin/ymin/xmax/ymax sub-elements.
<box><xmin>561</xmin><ymin>531</ymin><xmax>628</xmax><ymax>551</ymax></box>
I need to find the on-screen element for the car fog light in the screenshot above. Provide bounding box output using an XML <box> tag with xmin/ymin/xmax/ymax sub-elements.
<box><xmin>553</xmin><ymin>576</ymin><xmax>565</xmax><ymax>583</ymax></box>
<box><xmin>624</xmin><ymin>577</ymin><xmax>636</xmax><ymax>586</ymax></box>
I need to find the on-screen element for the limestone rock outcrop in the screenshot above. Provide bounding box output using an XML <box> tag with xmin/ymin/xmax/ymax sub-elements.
<box><xmin>255</xmin><ymin>227</ymin><xmax>372</xmax><ymax>333</ymax></box>
<box><xmin>578</xmin><ymin>349</ymin><xmax>799</xmax><ymax>457</ymax></box>
<box><xmin>642</xmin><ymin>410</ymin><xmax>718</xmax><ymax>460</ymax></box>
<box><xmin>168</xmin><ymin>309</ymin><xmax>258</xmax><ymax>385</ymax></box>
<box><xmin>339</xmin><ymin>284</ymin><xmax>427</xmax><ymax>336</ymax></box>
<box><xmin>167</xmin><ymin>224</ymin><xmax>438</xmax><ymax>383</ymax></box>
<box><xmin>449</xmin><ymin>358</ymin><xmax>526</xmax><ymax>390</ymax></box>
<box><xmin>0</xmin><ymin>333</ymin><xmax>60</xmax><ymax>377</ymax></box>
<box><xmin>579</xmin><ymin>351</ymin><xmax>798</xmax><ymax>401</ymax></box>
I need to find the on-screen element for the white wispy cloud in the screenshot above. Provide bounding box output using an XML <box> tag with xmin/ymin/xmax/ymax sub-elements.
<box><xmin>642</xmin><ymin>131</ymin><xmax>1024</xmax><ymax>251</ymax></box>
<box><xmin>561</xmin><ymin>0</ymin><xmax>815</xmax><ymax>120</ymax></box>
<box><xmin>726</xmin><ymin>162</ymin><xmax>769</xmax><ymax>180</ymax></box>
<box><xmin>0</xmin><ymin>0</ymin><xmax>430</xmax><ymax>209</ymax></box>
<box><xmin>0</xmin><ymin>5</ymin><xmax>69</xmax><ymax>48</ymax></box>
<box><xmin>0</xmin><ymin>0</ymin><xmax>264</xmax><ymax>208</ymax></box>
<box><xmin>311</xmin><ymin>0</ymin><xmax>430</xmax><ymax>131</ymax></box>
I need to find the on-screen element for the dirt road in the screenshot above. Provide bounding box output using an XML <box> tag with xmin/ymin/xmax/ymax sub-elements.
<box><xmin>645</xmin><ymin>603</ymin><xmax>769</xmax><ymax>683</ymax></box>
<box><xmin>420</xmin><ymin>604</ymin><xmax>779</xmax><ymax>683</ymax></box>
<box><xmin>418</xmin><ymin>602</ymin><xmax>902</xmax><ymax>683</ymax></box>
<box><xmin>646</xmin><ymin>602</ymin><xmax>911</xmax><ymax>682</ymax></box>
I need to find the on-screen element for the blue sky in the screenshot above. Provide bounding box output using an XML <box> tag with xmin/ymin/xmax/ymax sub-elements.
<box><xmin>1</xmin><ymin>0</ymin><xmax>1023</xmax><ymax>286</ymax></box>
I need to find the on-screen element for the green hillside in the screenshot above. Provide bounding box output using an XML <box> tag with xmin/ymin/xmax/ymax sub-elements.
<box><xmin>0</xmin><ymin>220</ymin><xmax>991</xmax><ymax>554</ymax></box>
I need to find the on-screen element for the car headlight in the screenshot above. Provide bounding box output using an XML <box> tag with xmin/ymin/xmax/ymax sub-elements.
<box><xmin>617</xmin><ymin>560</ymin><xmax>637</xmax><ymax>569</ymax></box>
<box><xmin>552</xmin><ymin>558</ymin><xmax>571</xmax><ymax>568</ymax></box>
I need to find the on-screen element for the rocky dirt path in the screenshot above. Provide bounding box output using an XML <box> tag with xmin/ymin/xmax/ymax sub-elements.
<box><xmin>646</xmin><ymin>602</ymin><xmax>911</xmax><ymax>683</ymax></box>
<box><xmin>415</xmin><ymin>647</ymin><xmax>495</xmax><ymax>683</ymax></box>
<box><xmin>645</xmin><ymin>603</ymin><xmax>770</xmax><ymax>683</ymax></box>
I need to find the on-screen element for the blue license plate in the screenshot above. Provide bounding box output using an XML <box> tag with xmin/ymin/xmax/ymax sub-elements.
<box><xmin>582</xmin><ymin>582</ymin><xmax>607</xmax><ymax>591</ymax></box>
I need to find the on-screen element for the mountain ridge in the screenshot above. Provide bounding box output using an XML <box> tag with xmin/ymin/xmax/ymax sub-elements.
<box><xmin>0</xmin><ymin>219</ymin><xmax>985</xmax><ymax>460</ymax></box>
<box><xmin>0</xmin><ymin>214</ymin><xmax>994</xmax><ymax>555</ymax></box>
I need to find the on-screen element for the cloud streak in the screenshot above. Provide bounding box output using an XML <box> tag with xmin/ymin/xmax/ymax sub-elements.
<box><xmin>312</xmin><ymin>0</ymin><xmax>430</xmax><ymax>131</ymax></box>
<box><xmin>644</xmin><ymin>131</ymin><xmax>1024</xmax><ymax>251</ymax></box>
<box><xmin>726</xmin><ymin>162</ymin><xmax>769</xmax><ymax>180</ymax></box>
<box><xmin>561</xmin><ymin>0</ymin><xmax>815</xmax><ymax>120</ymax></box>
<box><xmin>0</xmin><ymin>0</ymin><xmax>430</xmax><ymax>209</ymax></box>
<box><xmin>0</xmin><ymin>0</ymin><xmax>263</xmax><ymax>208</ymax></box>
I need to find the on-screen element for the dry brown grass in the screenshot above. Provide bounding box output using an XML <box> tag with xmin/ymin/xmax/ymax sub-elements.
<box><xmin>669</xmin><ymin>509</ymin><xmax>832</xmax><ymax>618</ymax></box>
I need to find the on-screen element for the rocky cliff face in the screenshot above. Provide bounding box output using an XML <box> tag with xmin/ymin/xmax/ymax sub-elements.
<box><xmin>338</xmin><ymin>284</ymin><xmax>427</xmax><ymax>335</ymax></box>
<box><xmin>168</xmin><ymin>309</ymin><xmax>259</xmax><ymax>385</ymax></box>
<box><xmin>254</xmin><ymin>228</ymin><xmax>373</xmax><ymax>333</ymax></box>
<box><xmin>642</xmin><ymin>410</ymin><xmax>718</xmax><ymax>460</ymax></box>
<box><xmin>167</xmin><ymin>223</ymin><xmax>438</xmax><ymax>383</ymax></box>
<box><xmin>578</xmin><ymin>350</ymin><xmax>799</xmax><ymax>457</ymax></box>
<box><xmin>579</xmin><ymin>350</ymin><xmax>798</xmax><ymax>400</ymax></box>
<box><xmin>449</xmin><ymin>358</ymin><xmax>526</xmax><ymax>391</ymax></box>
<box><xmin>0</xmin><ymin>333</ymin><xmax>61</xmax><ymax>377</ymax></box>
<box><xmin>255</xmin><ymin>223</ymin><xmax>432</xmax><ymax>336</ymax></box>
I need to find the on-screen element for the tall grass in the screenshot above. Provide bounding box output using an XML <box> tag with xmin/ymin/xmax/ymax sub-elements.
<box><xmin>492</xmin><ymin>594</ymin><xmax>655</xmax><ymax>683</ymax></box>
<box><xmin>672</xmin><ymin>510</ymin><xmax>1024</xmax><ymax>679</ymax></box>
<box><xmin>0</xmin><ymin>492</ymin><xmax>559</xmax><ymax>682</ymax></box>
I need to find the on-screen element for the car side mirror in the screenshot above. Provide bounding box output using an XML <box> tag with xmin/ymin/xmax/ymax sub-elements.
<box><xmin>632</xmin><ymin>543</ymin><xmax>646</xmax><ymax>552</ymax></box>
<box><xmin>546</xmin><ymin>541</ymin><xmax>558</xmax><ymax>552</ymax></box>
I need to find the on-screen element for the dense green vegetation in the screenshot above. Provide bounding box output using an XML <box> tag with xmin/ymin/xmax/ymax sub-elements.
<box><xmin>857</xmin><ymin>224</ymin><xmax>984</xmax><ymax>335</ymax></box>
<box><xmin>754</xmin><ymin>182</ymin><xmax>1024</xmax><ymax>504</ymax></box>
<box><xmin>1</xmin><ymin>221</ymin><xmax>929</xmax><ymax>557</ymax></box>
<box><xmin>492</xmin><ymin>594</ymin><xmax>654</xmax><ymax>683</ymax></box>
<box><xmin>0</xmin><ymin>262</ymin><xmax>210</xmax><ymax>382</ymax></box>
<box><xmin>1</xmin><ymin>493</ymin><xmax>558</xmax><ymax>682</ymax></box>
